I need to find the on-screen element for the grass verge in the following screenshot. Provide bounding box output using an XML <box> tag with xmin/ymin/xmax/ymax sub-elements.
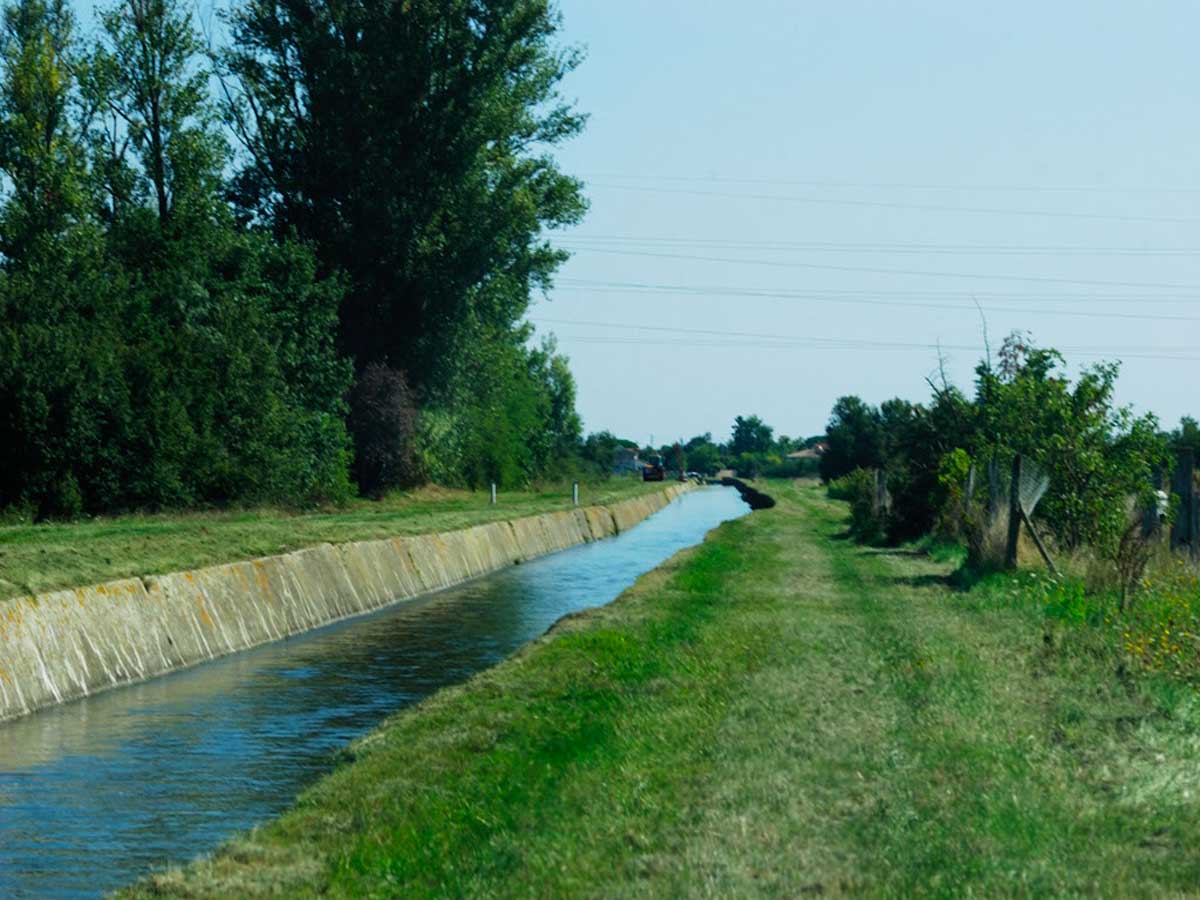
<box><xmin>122</xmin><ymin>481</ymin><xmax>1200</xmax><ymax>896</ymax></box>
<box><xmin>0</xmin><ymin>479</ymin><xmax>663</xmax><ymax>601</ymax></box>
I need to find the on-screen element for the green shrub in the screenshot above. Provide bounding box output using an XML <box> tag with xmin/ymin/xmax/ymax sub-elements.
<box><xmin>828</xmin><ymin>468</ymin><xmax>884</xmax><ymax>542</ymax></box>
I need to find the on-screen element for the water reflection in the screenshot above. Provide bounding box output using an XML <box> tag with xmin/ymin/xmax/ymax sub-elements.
<box><xmin>0</xmin><ymin>487</ymin><xmax>747</xmax><ymax>898</ymax></box>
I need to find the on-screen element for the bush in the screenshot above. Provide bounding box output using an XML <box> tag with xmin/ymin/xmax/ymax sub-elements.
<box><xmin>732</xmin><ymin>451</ymin><xmax>782</xmax><ymax>479</ymax></box>
<box><xmin>761</xmin><ymin>457</ymin><xmax>817</xmax><ymax>479</ymax></box>
<box><xmin>348</xmin><ymin>364</ymin><xmax>422</xmax><ymax>497</ymax></box>
<box><xmin>828</xmin><ymin>468</ymin><xmax>884</xmax><ymax>543</ymax></box>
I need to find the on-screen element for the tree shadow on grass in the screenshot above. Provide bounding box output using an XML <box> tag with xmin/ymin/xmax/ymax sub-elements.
<box><xmin>888</xmin><ymin>572</ymin><xmax>965</xmax><ymax>591</ymax></box>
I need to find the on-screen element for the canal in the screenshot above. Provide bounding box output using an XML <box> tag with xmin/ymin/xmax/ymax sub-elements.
<box><xmin>0</xmin><ymin>486</ymin><xmax>748</xmax><ymax>898</ymax></box>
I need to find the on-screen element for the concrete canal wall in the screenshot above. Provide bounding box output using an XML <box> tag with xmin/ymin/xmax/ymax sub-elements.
<box><xmin>0</xmin><ymin>484</ymin><xmax>693</xmax><ymax>723</ymax></box>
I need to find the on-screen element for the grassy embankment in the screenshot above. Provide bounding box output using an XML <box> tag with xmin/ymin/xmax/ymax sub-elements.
<box><xmin>0</xmin><ymin>479</ymin><xmax>663</xmax><ymax>601</ymax></box>
<box><xmin>126</xmin><ymin>480</ymin><xmax>1200</xmax><ymax>897</ymax></box>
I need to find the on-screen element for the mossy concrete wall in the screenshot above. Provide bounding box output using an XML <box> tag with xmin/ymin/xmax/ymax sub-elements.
<box><xmin>0</xmin><ymin>484</ymin><xmax>692</xmax><ymax>723</ymax></box>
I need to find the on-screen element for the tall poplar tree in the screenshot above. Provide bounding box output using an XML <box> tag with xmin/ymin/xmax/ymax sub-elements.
<box><xmin>0</xmin><ymin>0</ymin><xmax>81</xmax><ymax>254</ymax></box>
<box><xmin>219</xmin><ymin>0</ymin><xmax>587</xmax><ymax>389</ymax></box>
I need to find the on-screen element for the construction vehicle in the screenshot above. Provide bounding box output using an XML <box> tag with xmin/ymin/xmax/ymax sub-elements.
<box><xmin>642</xmin><ymin>454</ymin><xmax>666</xmax><ymax>482</ymax></box>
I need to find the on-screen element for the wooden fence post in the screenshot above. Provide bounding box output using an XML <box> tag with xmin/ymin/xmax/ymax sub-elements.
<box><xmin>987</xmin><ymin>457</ymin><xmax>1001</xmax><ymax>519</ymax></box>
<box><xmin>1192</xmin><ymin>488</ymin><xmax>1200</xmax><ymax>560</ymax></box>
<box><xmin>1005</xmin><ymin>454</ymin><xmax>1022</xmax><ymax>570</ymax></box>
<box><xmin>873</xmin><ymin>469</ymin><xmax>889</xmax><ymax>519</ymax></box>
<box><xmin>1143</xmin><ymin>468</ymin><xmax>1164</xmax><ymax>538</ymax></box>
<box><xmin>1171</xmin><ymin>449</ymin><xmax>1195</xmax><ymax>556</ymax></box>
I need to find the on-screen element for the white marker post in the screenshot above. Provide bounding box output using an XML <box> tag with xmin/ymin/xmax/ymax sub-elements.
<box><xmin>490</xmin><ymin>482</ymin><xmax>497</xmax><ymax>505</ymax></box>
<box><xmin>572</xmin><ymin>482</ymin><xmax>579</xmax><ymax>506</ymax></box>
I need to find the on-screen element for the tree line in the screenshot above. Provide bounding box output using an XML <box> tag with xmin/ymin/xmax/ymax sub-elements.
<box><xmin>0</xmin><ymin>0</ymin><xmax>585</xmax><ymax>518</ymax></box>
<box><xmin>578</xmin><ymin>415</ymin><xmax>824</xmax><ymax>480</ymax></box>
<box><xmin>818</xmin><ymin>330</ymin><xmax>1177</xmax><ymax>566</ymax></box>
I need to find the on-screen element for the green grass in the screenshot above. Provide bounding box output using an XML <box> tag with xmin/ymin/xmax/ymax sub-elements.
<box><xmin>122</xmin><ymin>481</ymin><xmax>1200</xmax><ymax>897</ymax></box>
<box><xmin>0</xmin><ymin>479</ymin><xmax>663</xmax><ymax>601</ymax></box>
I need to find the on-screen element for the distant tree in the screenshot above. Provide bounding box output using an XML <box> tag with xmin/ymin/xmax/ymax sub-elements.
<box><xmin>774</xmin><ymin>434</ymin><xmax>797</xmax><ymax>455</ymax></box>
<box><xmin>732</xmin><ymin>452</ymin><xmax>765</xmax><ymax>479</ymax></box>
<box><xmin>820</xmin><ymin>396</ymin><xmax>883</xmax><ymax>482</ymax></box>
<box><xmin>731</xmin><ymin>414</ymin><xmax>774</xmax><ymax>456</ymax></box>
<box><xmin>1171</xmin><ymin>416</ymin><xmax>1200</xmax><ymax>456</ymax></box>
<box><xmin>581</xmin><ymin>430</ymin><xmax>620</xmax><ymax>475</ymax></box>
<box><xmin>685</xmin><ymin>442</ymin><xmax>722</xmax><ymax>476</ymax></box>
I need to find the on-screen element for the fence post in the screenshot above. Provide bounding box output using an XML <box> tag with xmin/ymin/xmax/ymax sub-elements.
<box><xmin>572</xmin><ymin>482</ymin><xmax>579</xmax><ymax>506</ymax></box>
<box><xmin>1005</xmin><ymin>454</ymin><xmax>1022</xmax><ymax>570</ymax></box>
<box><xmin>1143</xmin><ymin>467</ymin><xmax>1163</xmax><ymax>538</ymax></box>
<box><xmin>490</xmin><ymin>482</ymin><xmax>497</xmax><ymax>505</ymax></box>
<box><xmin>1193</xmin><ymin>487</ymin><xmax>1200</xmax><ymax>560</ymax></box>
<box><xmin>872</xmin><ymin>469</ymin><xmax>888</xmax><ymax>518</ymax></box>
<box><xmin>987</xmin><ymin>457</ymin><xmax>1001</xmax><ymax>519</ymax></box>
<box><xmin>1171</xmin><ymin>449</ymin><xmax>1194</xmax><ymax>555</ymax></box>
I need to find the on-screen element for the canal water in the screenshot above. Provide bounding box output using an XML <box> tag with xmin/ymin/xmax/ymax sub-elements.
<box><xmin>0</xmin><ymin>486</ymin><xmax>748</xmax><ymax>898</ymax></box>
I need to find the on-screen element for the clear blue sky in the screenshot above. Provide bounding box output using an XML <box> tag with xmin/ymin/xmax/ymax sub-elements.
<box><xmin>537</xmin><ymin>1</ymin><xmax>1200</xmax><ymax>445</ymax></box>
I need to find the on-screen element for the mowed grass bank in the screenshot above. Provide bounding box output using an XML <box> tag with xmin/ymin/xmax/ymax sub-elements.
<box><xmin>125</xmin><ymin>481</ymin><xmax>1200</xmax><ymax>896</ymax></box>
<box><xmin>0</xmin><ymin>480</ymin><xmax>662</xmax><ymax>600</ymax></box>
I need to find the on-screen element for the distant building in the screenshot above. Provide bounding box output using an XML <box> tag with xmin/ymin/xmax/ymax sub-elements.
<box><xmin>787</xmin><ymin>441</ymin><xmax>828</xmax><ymax>461</ymax></box>
<box><xmin>612</xmin><ymin>446</ymin><xmax>644</xmax><ymax>475</ymax></box>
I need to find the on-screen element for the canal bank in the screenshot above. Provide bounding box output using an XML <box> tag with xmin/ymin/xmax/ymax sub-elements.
<box><xmin>0</xmin><ymin>485</ymin><xmax>746</xmax><ymax>898</ymax></box>
<box><xmin>0</xmin><ymin>483</ymin><xmax>693</xmax><ymax>723</ymax></box>
<box><xmin>123</xmin><ymin>479</ymin><xmax>1200</xmax><ymax>897</ymax></box>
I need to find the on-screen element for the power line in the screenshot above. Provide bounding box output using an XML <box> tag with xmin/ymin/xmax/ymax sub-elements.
<box><xmin>580</xmin><ymin>172</ymin><xmax>1200</xmax><ymax>196</ymax></box>
<box><xmin>551</xmin><ymin>279</ymin><xmax>1200</xmax><ymax>322</ymax></box>
<box><xmin>557</xmin><ymin>277</ymin><xmax>1200</xmax><ymax>304</ymax></box>
<box><xmin>533</xmin><ymin>317</ymin><xmax>1200</xmax><ymax>357</ymax></box>
<box><xmin>560</xmin><ymin>246</ymin><xmax>1200</xmax><ymax>291</ymax></box>
<box><xmin>556</xmin><ymin>234</ymin><xmax>1200</xmax><ymax>257</ymax></box>
<box><xmin>585</xmin><ymin>182</ymin><xmax>1200</xmax><ymax>225</ymax></box>
<box><xmin>546</xmin><ymin>334</ymin><xmax>1200</xmax><ymax>363</ymax></box>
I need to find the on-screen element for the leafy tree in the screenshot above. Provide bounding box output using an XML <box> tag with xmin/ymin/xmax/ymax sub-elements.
<box><xmin>685</xmin><ymin>441</ymin><xmax>722</xmax><ymax>476</ymax></box>
<box><xmin>580</xmin><ymin>430</ymin><xmax>620</xmax><ymax>476</ymax></box>
<box><xmin>92</xmin><ymin>0</ymin><xmax>218</xmax><ymax>224</ymax></box>
<box><xmin>537</xmin><ymin>341</ymin><xmax>583</xmax><ymax>466</ymax></box>
<box><xmin>1171</xmin><ymin>416</ymin><xmax>1200</xmax><ymax>456</ymax></box>
<box><xmin>218</xmin><ymin>0</ymin><xmax>588</xmax><ymax>489</ymax></box>
<box><xmin>875</xmin><ymin>390</ymin><xmax>973</xmax><ymax>541</ymax></box>
<box><xmin>0</xmin><ymin>0</ymin><xmax>82</xmax><ymax>252</ymax></box>
<box><xmin>820</xmin><ymin>396</ymin><xmax>883</xmax><ymax>482</ymax></box>
<box><xmin>730</xmin><ymin>414</ymin><xmax>773</xmax><ymax>456</ymax></box>
<box><xmin>0</xmin><ymin>0</ymin><xmax>126</xmax><ymax>516</ymax></box>
<box><xmin>732</xmin><ymin>452</ymin><xmax>767</xmax><ymax>479</ymax></box>
<box><xmin>0</xmin><ymin>0</ymin><xmax>354</xmax><ymax>515</ymax></box>
<box><xmin>973</xmin><ymin>334</ymin><xmax>1166</xmax><ymax>550</ymax></box>
<box><xmin>219</xmin><ymin>0</ymin><xmax>586</xmax><ymax>379</ymax></box>
<box><xmin>0</xmin><ymin>0</ymin><xmax>593</xmax><ymax>514</ymax></box>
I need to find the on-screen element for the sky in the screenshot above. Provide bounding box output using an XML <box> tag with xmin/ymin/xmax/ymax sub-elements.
<box><xmin>534</xmin><ymin>0</ymin><xmax>1200</xmax><ymax>445</ymax></box>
